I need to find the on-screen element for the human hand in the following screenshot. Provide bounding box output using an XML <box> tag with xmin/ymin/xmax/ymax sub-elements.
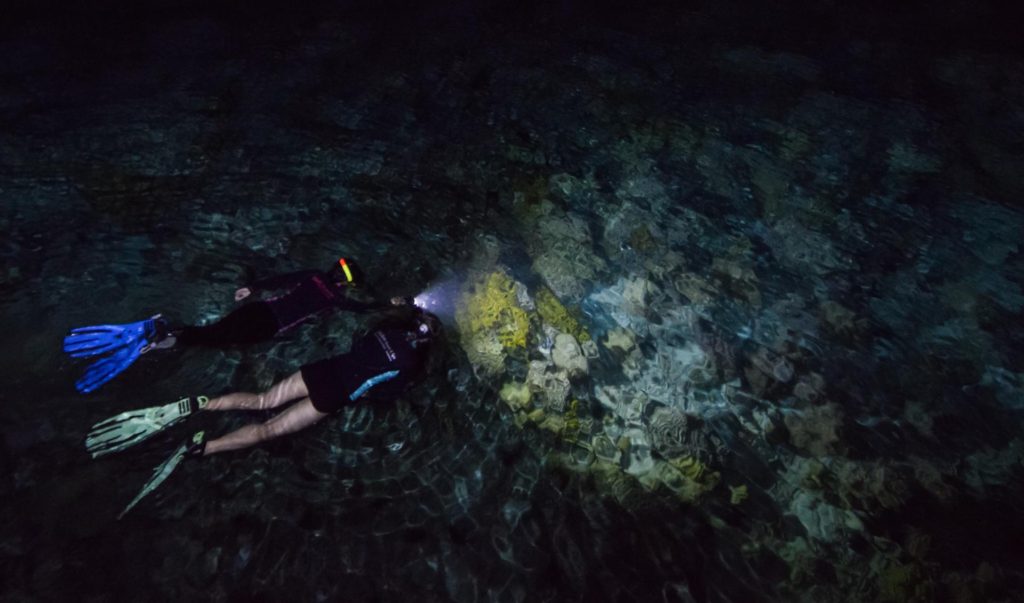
<box><xmin>235</xmin><ymin>287</ymin><xmax>252</xmax><ymax>301</ymax></box>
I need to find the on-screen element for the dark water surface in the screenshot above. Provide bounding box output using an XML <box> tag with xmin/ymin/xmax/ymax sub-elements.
<box><xmin>2</xmin><ymin>2</ymin><xmax>1023</xmax><ymax>602</ymax></box>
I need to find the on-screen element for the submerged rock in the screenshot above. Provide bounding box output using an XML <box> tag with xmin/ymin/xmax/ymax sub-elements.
<box><xmin>587</xmin><ymin>277</ymin><xmax>652</xmax><ymax>335</ymax></box>
<box><xmin>524</xmin><ymin>205</ymin><xmax>607</xmax><ymax>302</ymax></box>
<box><xmin>591</xmin><ymin>434</ymin><xmax>621</xmax><ymax>463</ymax></box>
<box><xmin>619</xmin><ymin>428</ymin><xmax>655</xmax><ymax>478</ymax></box>
<box><xmin>499</xmin><ymin>382</ymin><xmax>531</xmax><ymax>412</ymax></box>
<box><xmin>673</xmin><ymin>271</ymin><xmax>717</xmax><ymax>305</ymax></box>
<box><xmin>832</xmin><ymin>460</ymin><xmax>913</xmax><ymax>512</ymax></box>
<box><xmin>646</xmin><ymin>406</ymin><xmax>699</xmax><ymax>458</ymax></box>
<box><xmin>793</xmin><ymin>372</ymin><xmax>826</xmax><ymax>404</ymax></box>
<box><xmin>767</xmin><ymin>217</ymin><xmax>855</xmax><ymax>276</ymax></box>
<box><xmin>783</xmin><ymin>403</ymin><xmax>844</xmax><ymax>457</ymax></box>
<box><xmin>551</xmin><ymin>333</ymin><xmax>588</xmax><ymax>378</ymax></box>
<box><xmin>526</xmin><ymin>360</ymin><xmax>571</xmax><ymax>412</ymax></box>
<box><xmin>789</xmin><ymin>491</ymin><xmax>864</xmax><ymax>543</ymax></box>
<box><xmin>754</xmin><ymin>347</ymin><xmax>795</xmax><ymax>383</ymax></box>
<box><xmin>601</xmin><ymin>202</ymin><xmax>669</xmax><ymax>264</ymax></box>
<box><xmin>602</xmin><ymin>326</ymin><xmax>637</xmax><ymax>355</ymax></box>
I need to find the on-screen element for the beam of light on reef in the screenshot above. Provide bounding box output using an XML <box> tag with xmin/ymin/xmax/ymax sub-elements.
<box><xmin>413</xmin><ymin>277</ymin><xmax>461</xmax><ymax>323</ymax></box>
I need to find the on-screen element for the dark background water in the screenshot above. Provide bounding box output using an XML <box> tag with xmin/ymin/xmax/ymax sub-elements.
<box><xmin>2</xmin><ymin>1</ymin><xmax>1023</xmax><ymax>602</ymax></box>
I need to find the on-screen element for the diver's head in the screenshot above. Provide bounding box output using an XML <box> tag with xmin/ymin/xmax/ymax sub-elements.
<box><xmin>330</xmin><ymin>257</ymin><xmax>364</xmax><ymax>286</ymax></box>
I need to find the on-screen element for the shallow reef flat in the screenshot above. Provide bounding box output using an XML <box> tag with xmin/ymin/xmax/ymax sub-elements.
<box><xmin>1</xmin><ymin>3</ymin><xmax>1022</xmax><ymax>602</ymax></box>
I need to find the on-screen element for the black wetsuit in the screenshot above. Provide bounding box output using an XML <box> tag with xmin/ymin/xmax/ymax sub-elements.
<box><xmin>301</xmin><ymin>314</ymin><xmax>433</xmax><ymax>413</ymax></box>
<box><xmin>176</xmin><ymin>270</ymin><xmax>387</xmax><ymax>347</ymax></box>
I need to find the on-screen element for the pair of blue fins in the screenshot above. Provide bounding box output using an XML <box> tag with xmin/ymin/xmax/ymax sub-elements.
<box><xmin>63</xmin><ymin>315</ymin><xmax>169</xmax><ymax>393</ymax></box>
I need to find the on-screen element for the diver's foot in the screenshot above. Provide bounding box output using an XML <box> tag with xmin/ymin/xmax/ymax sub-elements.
<box><xmin>141</xmin><ymin>334</ymin><xmax>176</xmax><ymax>354</ymax></box>
<box><xmin>185</xmin><ymin>431</ymin><xmax>207</xmax><ymax>458</ymax></box>
<box><xmin>141</xmin><ymin>316</ymin><xmax>176</xmax><ymax>354</ymax></box>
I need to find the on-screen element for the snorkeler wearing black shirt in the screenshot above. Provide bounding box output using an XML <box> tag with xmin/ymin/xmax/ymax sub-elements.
<box><xmin>85</xmin><ymin>305</ymin><xmax>443</xmax><ymax>518</ymax></box>
<box><xmin>191</xmin><ymin>306</ymin><xmax>442</xmax><ymax>456</ymax></box>
<box><xmin>63</xmin><ymin>258</ymin><xmax>401</xmax><ymax>392</ymax></box>
<box><xmin>168</xmin><ymin>258</ymin><xmax>394</xmax><ymax>348</ymax></box>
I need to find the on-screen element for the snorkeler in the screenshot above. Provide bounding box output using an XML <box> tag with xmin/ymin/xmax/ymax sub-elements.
<box><xmin>63</xmin><ymin>258</ymin><xmax>400</xmax><ymax>393</ymax></box>
<box><xmin>87</xmin><ymin>306</ymin><xmax>443</xmax><ymax>518</ymax></box>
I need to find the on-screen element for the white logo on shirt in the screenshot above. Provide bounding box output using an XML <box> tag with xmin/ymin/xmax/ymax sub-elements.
<box><xmin>375</xmin><ymin>332</ymin><xmax>397</xmax><ymax>362</ymax></box>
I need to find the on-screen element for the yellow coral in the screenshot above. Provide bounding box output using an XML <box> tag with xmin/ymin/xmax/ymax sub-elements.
<box><xmin>539</xmin><ymin>415</ymin><xmax>566</xmax><ymax>433</ymax></box>
<box><xmin>669</xmin><ymin>455</ymin><xmax>706</xmax><ymax>482</ymax></box>
<box><xmin>499</xmin><ymin>382</ymin><xmax>531</xmax><ymax>411</ymax></box>
<box><xmin>652</xmin><ymin>459</ymin><xmax>719</xmax><ymax>503</ymax></box>
<box><xmin>535</xmin><ymin>286</ymin><xmax>591</xmax><ymax>342</ymax></box>
<box><xmin>661</xmin><ymin>456</ymin><xmax>721</xmax><ymax>504</ymax></box>
<box><xmin>562</xmin><ymin>399</ymin><xmax>581</xmax><ymax>442</ymax></box>
<box><xmin>456</xmin><ymin>271</ymin><xmax>531</xmax><ymax>350</ymax></box>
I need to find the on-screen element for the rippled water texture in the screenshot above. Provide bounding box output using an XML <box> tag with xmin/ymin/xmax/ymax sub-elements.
<box><xmin>2</xmin><ymin>4</ymin><xmax>1023</xmax><ymax>602</ymax></box>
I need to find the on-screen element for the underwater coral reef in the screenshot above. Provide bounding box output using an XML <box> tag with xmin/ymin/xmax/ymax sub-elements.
<box><xmin>2</xmin><ymin>2</ymin><xmax>1023</xmax><ymax>601</ymax></box>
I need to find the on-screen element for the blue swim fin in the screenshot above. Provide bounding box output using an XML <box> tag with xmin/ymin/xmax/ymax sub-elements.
<box><xmin>67</xmin><ymin>316</ymin><xmax>166</xmax><ymax>393</ymax></box>
<box><xmin>75</xmin><ymin>340</ymin><xmax>146</xmax><ymax>393</ymax></box>
<box><xmin>63</xmin><ymin>317</ymin><xmax>162</xmax><ymax>359</ymax></box>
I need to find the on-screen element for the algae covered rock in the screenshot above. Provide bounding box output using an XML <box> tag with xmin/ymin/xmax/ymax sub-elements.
<box><xmin>655</xmin><ymin>455</ymin><xmax>720</xmax><ymax>502</ymax></box>
<box><xmin>455</xmin><ymin>269</ymin><xmax>532</xmax><ymax>375</ymax></box>
<box><xmin>499</xmin><ymin>382</ymin><xmax>531</xmax><ymax>411</ymax></box>
<box><xmin>535</xmin><ymin>286</ymin><xmax>590</xmax><ymax>343</ymax></box>
<box><xmin>729</xmin><ymin>484</ymin><xmax>749</xmax><ymax>505</ymax></box>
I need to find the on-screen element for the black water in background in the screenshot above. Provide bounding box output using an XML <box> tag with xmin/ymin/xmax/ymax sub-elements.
<box><xmin>2</xmin><ymin>2</ymin><xmax>1023</xmax><ymax>602</ymax></box>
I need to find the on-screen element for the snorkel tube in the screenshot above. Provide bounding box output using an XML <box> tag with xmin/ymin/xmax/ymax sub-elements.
<box><xmin>338</xmin><ymin>258</ymin><xmax>355</xmax><ymax>284</ymax></box>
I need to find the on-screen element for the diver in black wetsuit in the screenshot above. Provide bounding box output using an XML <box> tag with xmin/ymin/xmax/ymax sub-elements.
<box><xmin>188</xmin><ymin>307</ymin><xmax>443</xmax><ymax>457</ymax></box>
<box><xmin>156</xmin><ymin>257</ymin><xmax>401</xmax><ymax>349</ymax></box>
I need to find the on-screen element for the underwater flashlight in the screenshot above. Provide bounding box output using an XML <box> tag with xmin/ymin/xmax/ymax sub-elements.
<box><xmin>410</xmin><ymin>277</ymin><xmax>460</xmax><ymax>322</ymax></box>
<box><xmin>413</xmin><ymin>292</ymin><xmax>434</xmax><ymax>310</ymax></box>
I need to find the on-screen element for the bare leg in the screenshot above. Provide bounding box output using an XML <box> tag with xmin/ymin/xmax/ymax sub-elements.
<box><xmin>203</xmin><ymin>398</ymin><xmax>329</xmax><ymax>456</ymax></box>
<box><xmin>204</xmin><ymin>371</ymin><xmax>309</xmax><ymax>412</ymax></box>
